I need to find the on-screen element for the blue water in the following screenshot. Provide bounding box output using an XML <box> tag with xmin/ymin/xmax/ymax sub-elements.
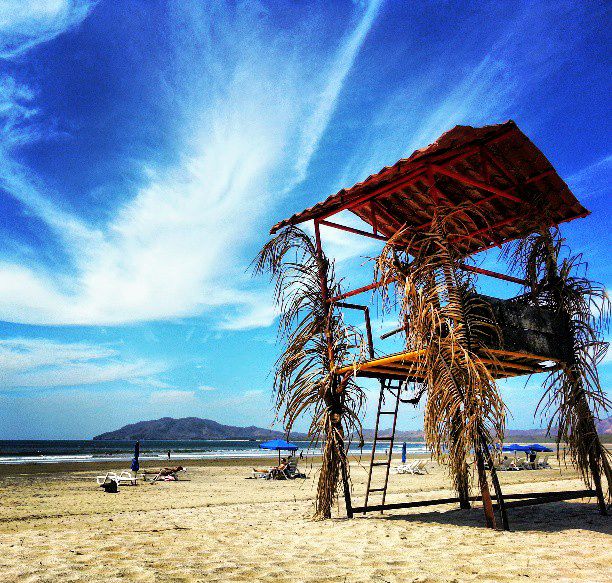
<box><xmin>0</xmin><ymin>440</ymin><xmax>428</xmax><ymax>464</ymax></box>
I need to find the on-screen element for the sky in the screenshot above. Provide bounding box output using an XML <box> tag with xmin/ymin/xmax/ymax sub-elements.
<box><xmin>0</xmin><ymin>0</ymin><xmax>609</xmax><ymax>439</ymax></box>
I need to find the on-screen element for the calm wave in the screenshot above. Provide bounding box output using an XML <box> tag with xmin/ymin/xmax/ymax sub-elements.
<box><xmin>0</xmin><ymin>439</ymin><xmax>429</xmax><ymax>464</ymax></box>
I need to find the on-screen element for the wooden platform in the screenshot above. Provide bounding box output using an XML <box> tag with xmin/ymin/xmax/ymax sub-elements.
<box><xmin>335</xmin><ymin>348</ymin><xmax>560</xmax><ymax>381</ymax></box>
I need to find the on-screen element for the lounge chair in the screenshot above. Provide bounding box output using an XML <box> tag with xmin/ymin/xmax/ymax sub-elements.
<box><xmin>278</xmin><ymin>457</ymin><xmax>306</xmax><ymax>479</ymax></box>
<box><xmin>416</xmin><ymin>459</ymin><xmax>429</xmax><ymax>474</ymax></box>
<box><xmin>537</xmin><ymin>455</ymin><xmax>551</xmax><ymax>469</ymax></box>
<box><xmin>497</xmin><ymin>458</ymin><xmax>520</xmax><ymax>471</ymax></box>
<box><xmin>252</xmin><ymin>467</ymin><xmax>274</xmax><ymax>479</ymax></box>
<box><xmin>96</xmin><ymin>470</ymin><xmax>139</xmax><ymax>487</ymax></box>
<box><xmin>395</xmin><ymin>460</ymin><xmax>425</xmax><ymax>475</ymax></box>
<box><xmin>252</xmin><ymin>458</ymin><xmax>305</xmax><ymax>480</ymax></box>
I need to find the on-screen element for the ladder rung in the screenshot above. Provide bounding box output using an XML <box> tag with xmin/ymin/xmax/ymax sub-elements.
<box><xmin>376</xmin><ymin>436</ymin><xmax>394</xmax><ymax>441</ymax></box>
<box><xmin>368</xmin><ymin>488</ymin><xmax>386</xmax><ymax>493</ymax></box>
<box><xmin>371</xmin><ymin>461</ymin><xmax>390</xmax><ymax>466</ymax></box>
<box><xmin>379</xmin><ymin>411</ymin><xmax>396</xmax><ymax>415</ymax></box>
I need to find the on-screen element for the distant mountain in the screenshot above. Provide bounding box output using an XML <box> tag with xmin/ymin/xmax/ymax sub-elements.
<box><xmin>93</xmin><ymin>417</ymin><xmax>306</xmax><ymax>441</ymax></box>
<box><xmin>357</xmin><ymin>416</ymin><xmax>612</xmax><ymax>441</ymax></box>
<box><xmin>597</xmin><ymin>416</ymin><xmax>612</xmax><ymax>435</ymax></box>
<box><xmin>95</xmin><ymin>415</ymin><xmax>611</xmax><ymax>441</ymax></box>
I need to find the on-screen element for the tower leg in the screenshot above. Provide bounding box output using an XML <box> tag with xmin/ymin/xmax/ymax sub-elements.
<box><xmin>340</xmin><ymin>454</ymin><xmax>353</xmax><ymax>518</ymax></box>
<box><xmin>483</xmin><ymin>443</ymin><xmax>510</xmax><ymax>530</ymax></box>
<box><xmin>475</xmin><ymin>448</ymin><xmax>496</xmax><ymax>529</ymax></box>
<box><xmin>589</xmin><ymin>452</ymin><xmax>608</xmax><ymax>515</ymax></box>
<box><xmin>457</xmin><ymin>463</ymin><xmax>471</xmax><ymax>510</ymax></box>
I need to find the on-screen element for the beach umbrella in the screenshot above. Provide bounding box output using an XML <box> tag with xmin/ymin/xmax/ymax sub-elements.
<box><xmin>527</xmin><ymin>443</ymin><xmax>553</xmax><ymax>452</ymax></box>
<box><xmin>502</xmin><ymin>443</ymin><xmax>530</xmax><ymax>461</ymax></box>
<box><xmin>259</xmin><ymin>439</ymin><xmax>299</xmax><ymax>464</ymax></box>
<box><xmin>502</xmin><ymin>444</ymin><xmax>531</xmax><ymax>452</ymax></box>
<box><xmin>131</xmin><ymin>440</ymin><xmax>141</xmax><ymax>474</ymax></box>
<box><xmin>401</xmin><ymin>442</ymin><xmax>407</xmax><ymax>464</ymax></box>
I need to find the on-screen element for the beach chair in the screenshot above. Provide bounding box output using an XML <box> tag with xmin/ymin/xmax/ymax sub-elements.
<box><xmin>497</xmin><ymin>458</ymin><xmax>520</xmax><ymax>471</ymax></box>
<box><xmin>415</xmin><ymin>459</ymin><xmax>429</xmax><ymax>474</ymax></box>
<box><xmin>278</xmin><ymin>458</ymin><xmax>306</xmax><ymax>479</ymax></box>
<box><xmin>252</xmin><ymin>468</ymin><xmax>274</xmax><ymax>479</ymax></box>
<box><xmin>96</xmin><ymin>470</ymin><xmax>139</xmax><ymax>488</ymax></box>
<box><xmin>395</xmin><ymin>460</ymin><xmax>424</xmax><ymax>475</ymax></box>
<box><xmin>537</xmin><ymin>455</ymin><xmax>551</xmax><ymax>469</ymax></box>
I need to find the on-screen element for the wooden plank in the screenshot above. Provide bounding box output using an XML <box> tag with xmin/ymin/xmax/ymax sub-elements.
<box><xmin>479</xmin><ymin>358</ymin><xmax>540</xmax><ymax>372</ymax></box>
<box><xmin>354</xmin><ymin>490</ymin><xmax>596</xmax><ymax>514</ymax></box>
<box><xmin>493</xmin><ymin>490</ymin><xmax>596</xmax><ymax>510</ymax></box>
<box><xmin>485</xmin><ymin>348</ymin><xmax>560</xmax><ymax>363</ymax></box>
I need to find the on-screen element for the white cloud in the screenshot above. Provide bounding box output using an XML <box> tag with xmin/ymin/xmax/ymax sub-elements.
<box><xmin>293</xmin><ymin>0</ymin><xmax>383</xmax><ymax>181</ymax></box>
<box><xmin>0</xmin><ymin>1</ymin><xmax>382</xmax><ymax>330</ymax></box>
<box><xmin>198</xmin><ymin>385</ymin><xmax>217</xmax><ymax>392</ymax></box>
<box><xmin>149</xmin><ymin>389</ymin><xmax>196</xmax><ymax>404</ymax></box>
<box><xmin>128</xmin><ymin>377</ymin><xmax>175</xmax><ymax>389</ymax></box>
<box><xmin>304</xmin><ymin>211</ymin><xmax>380</xmax><ymax>264</ymax></box>
<box><xmin>217</xmin><ymin>297</ymin><xmax>278</xmax><ymax>331</ymax></box>
<box><xmin>336</xmin><ymin>2</ymin><xmax>590</xmax><ymax>190</ymax></box>
<box><xmin>567</xmin><ymin>155</ymin><xmax>612</xmax><ymax>201</ymax></box>
<box><xmin>0</xmin><ymin>338</ymin><xmax>165</xmax><ymax>389</ymax></box>
<box><xmin>0</xmin><ymin>0</ymin><xmax>97</xmax><ymax>59</ymax></box>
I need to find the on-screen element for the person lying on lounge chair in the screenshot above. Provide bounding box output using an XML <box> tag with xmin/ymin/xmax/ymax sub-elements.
<box><xmin>252</xmin><ymin>458</ymin><xmax>289</xmax><ymax>479</ymax></box>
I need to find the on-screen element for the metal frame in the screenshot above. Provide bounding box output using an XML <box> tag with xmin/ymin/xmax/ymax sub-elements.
<box><xmin>307</xmin><ymin>140</ymin><xmax>599</xmax><ymax>530</ymax></box>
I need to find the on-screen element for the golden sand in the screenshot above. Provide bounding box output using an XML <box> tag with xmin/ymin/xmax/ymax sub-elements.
<box><xmin>0</xmin><ymin>456</ymin><xmax>610</xmax><ymax>582</ymax></box>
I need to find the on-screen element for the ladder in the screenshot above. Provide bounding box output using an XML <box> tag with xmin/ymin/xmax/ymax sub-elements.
<box><xmin>363</xmin><ymin>378</ymin><xmax>403</xmax><ymax>513</ymax></box>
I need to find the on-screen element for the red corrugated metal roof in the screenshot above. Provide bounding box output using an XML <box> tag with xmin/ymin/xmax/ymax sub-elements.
<box><xmin>270</xmin><ymin>120</ymin><xmax>588</xmax><ymax>257</ymax></box>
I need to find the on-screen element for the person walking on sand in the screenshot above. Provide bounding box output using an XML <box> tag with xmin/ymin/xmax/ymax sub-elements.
<box><xmin>167</xmin><ymin>449</ymin><xmax>171</xmax><ymax>461</ymax></box>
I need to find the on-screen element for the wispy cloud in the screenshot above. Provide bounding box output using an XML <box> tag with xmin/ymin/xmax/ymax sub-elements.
<box><xmin>0</xmin><ymin>1</ymin><xmax>382</xmax><ymax>330</ymax></box>
<box><xmin>0</xmin><ymin>0</ymin><xmax>97</xmax><ymax>59</ymax></box>
<box><xmin>149</xmin><ymin>389</ymin><xmax>195</xmax><ymax>404</ymax></box>
<box><xmin>336</xmin><ymin>1</ymin><xmax>591</xmax><ymax>190</ymax></box>
<box><xmin>293</xmin><ymin>0</ymin><xmax>383</xmax><ymax>181</ymax></box>
<box><xmin>567</xmin><ymin>154</ymin><xmax>612</xmax><ymax>201</ymax></box>
<box><xmin>128</xmin><ymin>377</ymin><xmax>175</xmax><ymax>389</ymax></box>
<box><xmin>0</xmin><ymin>338</ymin><xmax>165</xmax><ymax>389</ymax></box>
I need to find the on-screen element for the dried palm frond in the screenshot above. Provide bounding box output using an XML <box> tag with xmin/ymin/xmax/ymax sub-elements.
<box><xmin>254</xmin><ymin>225</ymin><xmax>366</xmax><ymax>518</ymax></box>
<box><xmin>375</xmin><ymin>207</ymin><xmax>506</xmax><ymax>504</ymax></box>
<box><xmin>505</xmin><ymin>228</ymin><xmax>611</xmax><ymax>504</ymax></box>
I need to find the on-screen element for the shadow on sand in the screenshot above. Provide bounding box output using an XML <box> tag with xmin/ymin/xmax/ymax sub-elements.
<box><xmin>358</xmin><ymin>501</ymin><xmax>611</xmax><ymax>535</ymax></box>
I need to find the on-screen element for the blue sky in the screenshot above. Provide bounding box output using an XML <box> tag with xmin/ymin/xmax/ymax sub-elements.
<box><xmin>0</xmin><ymin>0</ymin><xmax>609</xmax><ymax>439</ymax></box>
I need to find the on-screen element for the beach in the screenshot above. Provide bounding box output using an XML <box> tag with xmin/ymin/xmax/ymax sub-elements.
<box><xmin>0</xmin><ymin>455</ymin><xmax>610</xmax><ymax>582</ymax></box>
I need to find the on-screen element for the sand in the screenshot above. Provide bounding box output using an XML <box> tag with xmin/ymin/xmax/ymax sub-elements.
<box><xmin>0</xmin><ymin>455</ymin><xmax>610</xmax><ymax>582</ymax></box>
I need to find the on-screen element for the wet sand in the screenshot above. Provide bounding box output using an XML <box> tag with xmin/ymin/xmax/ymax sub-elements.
<box><xmin>0</xmin><ymin>455</ymin><xmax>610</xmax><ymax>582</ymax></box>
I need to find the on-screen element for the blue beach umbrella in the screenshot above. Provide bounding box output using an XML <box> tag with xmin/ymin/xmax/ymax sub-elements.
<box><xmin>502</xmin><ymin>444</ymin><xmax>531</xmax><ymax>452</ymax></box>
<box><xmin>259</xmin><ymin>439</ymin><xmax>299</xmax><ymax>464</ymax></box>
<box><xmin>502</xmin><ymin>443</ymin><xmax>531</xmax><ymax>461</ymax></box>
<box><xmin>527</xmin><ymin>443</ymin><xmax>553</xmax><ymax>452</ymax></box>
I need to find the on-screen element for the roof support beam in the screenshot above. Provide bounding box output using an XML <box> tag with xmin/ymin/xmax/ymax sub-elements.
<box><xmin>453</xmin><ymin>216</ymin><xmax>518</xmax><ymax>242</ymax></box>
<box><xmin>319</xmin><ymin>220</ymin><xmax>388</xmax><ymax>242</ymax></box>
<box><xmin>457</xmin><ymin>264</ymin><xmax>528</xmax><ymax>286</ymax></box>
<box><xmin>430</xmin><ymin>164</ymin><xmax>524</xmax><ymax>204</ymax></box>
<box><xmin>320</xmin><ymin>170</ymin><xmax>425</xmax><ymax>220</ymax></box>
<box><xmin>329</xmin><ymin>278</ymin><xmax>395</xmax><ymax>303</ymax></box>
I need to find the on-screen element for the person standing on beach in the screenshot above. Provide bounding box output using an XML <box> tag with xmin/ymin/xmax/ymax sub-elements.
<box><xmin>167</xmin><ymin>450</ymin><xmax>171</xmax><ymax>461</ymax></box>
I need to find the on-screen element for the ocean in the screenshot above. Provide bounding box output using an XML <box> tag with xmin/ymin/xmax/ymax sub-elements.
<box><xmin>0</xmin><ymin>439</ymin><xmax>429</xmax><ymax>465</ymax></box>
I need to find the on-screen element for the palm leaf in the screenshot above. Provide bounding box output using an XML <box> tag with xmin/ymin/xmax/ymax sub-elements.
<box><xmin>254</xmin><ymin>225</ymin><xmax>366</xmax><ymax>518</ymax></box>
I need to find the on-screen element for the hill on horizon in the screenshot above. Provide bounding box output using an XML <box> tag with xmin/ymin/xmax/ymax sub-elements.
<box><xmin>93</xmin><ymin>417</ymin><xmax>307</xmax><ymax>441</ymax></box>
<box><xmin>358</xmin><ymin>415</ymin><xmax>612</xmax><ymax>442</ymax></box>
<box><xmin>94</xmin><ymin>415</ymin><xmax>612</xmax><ymax>442</ymax></box>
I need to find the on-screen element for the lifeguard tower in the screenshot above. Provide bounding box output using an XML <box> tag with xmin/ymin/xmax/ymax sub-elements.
<box><xmin>268</xmin><ymin>121</ymin><xmax>608</xmax><ymax>529</ymax></box>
